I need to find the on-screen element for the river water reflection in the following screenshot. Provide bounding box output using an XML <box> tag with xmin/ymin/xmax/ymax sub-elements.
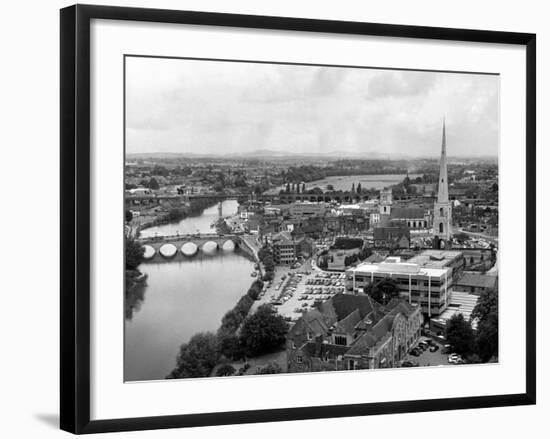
<box><xmin>125</xmin><ymin>198</ymin><xmax>253</xmax><ymax>382</ymax></box>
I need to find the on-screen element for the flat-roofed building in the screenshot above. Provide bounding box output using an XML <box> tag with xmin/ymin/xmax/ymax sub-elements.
<box><xmin>407</xmin><ymin>249</ymin><xmax>465</xmax><ymax>280</ymax></box>
<box><xmin>289</xmin><ymin>201</ymin><xmax>328</xmax><ymax>220</ymax></box>
<box><xmin>345</xmin><ymin>254</ymin><xmax>456</xmax><ymax>317</ymax></box>
<box><xmin>429</xmin><ymin>290</ymin><xmax>481</xmax><ymax>334</ymax></box>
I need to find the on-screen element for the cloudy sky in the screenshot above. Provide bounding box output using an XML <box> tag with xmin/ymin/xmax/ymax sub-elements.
<box><xmin>125</xmin><ymin>56</ymin><xmax>499</xmax><ymax>158</ymax></box>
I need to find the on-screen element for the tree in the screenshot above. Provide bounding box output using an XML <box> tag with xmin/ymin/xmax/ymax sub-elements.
<box><xmin>351</xmin><ymin>183</ymin><xmax>355</xmax><ymax>193</ymax></box>
<box><xmin>302</xmin><ymin>183</ymin><xmax>306</xmax><ymax>192</ymax></box>
<box><xmin>125</xmin><ymin>209</ymin><xmax>133</xmax><ymax>223</ymax></box>
<box><xmin>239</xmin><ymin>304</ymin><xmax>289</xmax><ymax>357</ymax></box>
<box><xmin>218</xmin><ymin>334</ymin><xmax>243</xmax><ymax>360</ymax></box>
<box><xmin>471</xmin><ymin>288</ymin><xmax>498</xmax><ymax>323</ymax></box>
<box><xmin>148</xmin><ymin>177</ymin><xmax>160</xmax><ymax>190</ymax></box>
<box><xmin>168</xmin><ymin>332</ymin><xmax>220</xmax><ymax>379</ymax></box>
<box><xmin>472</xmin><ymin>288</ymin><xmax>498</xmax><ymax>361</ymax></box>
<box><xmin>475</xmin><ymin>314</ymin><xmax>498</xmax><ymax>362</ymax></box>
<box><xmin>258</xmin><ymin>362</ymin><xmax>282</xmax><ymax>374</ymax></box>
<box><xmin>446</xmin><ymin>313</ymin><xmax>475</xmax><ymax>355</ymax></box>
<box><xmin>356</xmin><ymin>183</ymin><xmax>362</xmax><ymax>194</ymax></box>
<box><xmin>285</xmin><ymin>183</ymin><xmax>291</xmax><ymax>194</ymax></box>
<box><xmin>326</xmin><ymin>184</ymin><xmax>334</xmax><ymax>191</ymax></box>
<box><xmin>365</xmin><ymin>278</ymin><xmax>399</xmax><ymax>305</ymax></box>
<box><xmin>125</xmin><ymin>235</ymin><xmax>144</xmax><ymax>270</ymax></box>
<box><xmin>216</xmin><ymin>364</ymin><xmax>236</xmax><ymax>377</ymax></box>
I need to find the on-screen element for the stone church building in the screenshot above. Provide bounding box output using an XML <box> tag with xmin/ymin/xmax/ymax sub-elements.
<box><xmin>287</xmin><ymin>294</ymin><xmax>422</xmax><ymax>372</ymax></box>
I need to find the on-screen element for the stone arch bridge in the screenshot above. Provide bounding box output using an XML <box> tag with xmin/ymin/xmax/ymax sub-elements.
<box><xmin>137</xmin><ymin>233</ymin><xmax>256</xmax><ymax>260</ymax></box>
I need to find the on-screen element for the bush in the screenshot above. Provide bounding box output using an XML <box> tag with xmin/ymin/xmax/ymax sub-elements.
<box><xmin>258</xmin><ymin>362</ymin><xmax>282</xmax><ymax>374</ymax></box>
<box><xmin>125</xmin><ymin>235</ymin><xmax>144</xmax><ymax>270</ymax></box>
<box><xmin>215</xmin><ymin>364</ymin><xmax>236</xmax><ymax>377</ymax></box>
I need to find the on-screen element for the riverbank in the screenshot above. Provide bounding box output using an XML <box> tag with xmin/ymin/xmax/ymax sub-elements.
<box><xmin>135</xmin><ymin>198</ymin><xmax>220</xmax><ymax>232</ymax></box>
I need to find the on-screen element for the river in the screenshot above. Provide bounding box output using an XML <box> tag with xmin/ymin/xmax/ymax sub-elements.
<box><xmin>125</xmin><ymin>199</ymin><xmax>254</xmax><ymax>381</ymax></box>
<box><xmin>139</xmin><ymin>199</ymin><xmax>240</xmax><ymax>237</ymax></box>
<box><xmin>264</xmin><ymin>173</ymin><xmax>422</xmax><ymax>194</ymax></box>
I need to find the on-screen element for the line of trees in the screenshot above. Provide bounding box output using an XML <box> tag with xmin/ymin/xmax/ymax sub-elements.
<box><xmin>167</xmin><ymin>280</ymin><xmax>289</xmax><ymax>379</ymax></box>
<box><xmin>258</xmin><ymin>245</ymin><xmax>275</xmax><ymax>281</ymax></box>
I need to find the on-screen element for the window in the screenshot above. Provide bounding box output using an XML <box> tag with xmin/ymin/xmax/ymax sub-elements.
<box><xmin>296</xmin><ymin>356</ymin><xmax>303</xmax><ymax>364</ymax></box>
<box><xmin>307</xmin><ymin>332</ymin><xmax>312</xmax><ymax>340</ymax></box>
<box><xmin>348</xmin><ymin>359</ymin><xmax>356</xmax><ymax>370</ymax></box>
<box><xmin>439</xmin><ymin>207</ymin><xmax>444</xmax><ymax>216</ymax></box>
<box><xmin>439</xmin><ymin>223</ymin><xmax>444</xmax><ymax>233</ymax></box>
<box><xmin>334</xmin><ymin>335</ymin><xmax>347</xmax><ymax>346</ymax></box>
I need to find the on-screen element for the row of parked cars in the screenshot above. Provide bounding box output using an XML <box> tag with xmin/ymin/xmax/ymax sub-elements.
<box><xmin>270</xmin><ymin>273</ymin><xmax>304</xmax><ymax>305</ymax></box>
<box><xmin>409</xmin><ymin>339</ymin><xmax>440</xmax><ymax>357</ymax></box>
<box><xmin>306</xmin><ymin>272</ymin><xmax>346</xmax><ymax>286</ymax></box>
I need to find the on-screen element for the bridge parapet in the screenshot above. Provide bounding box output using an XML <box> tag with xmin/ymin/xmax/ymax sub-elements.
<box><xmin>138</xmin><ymin>233</ymin><xmax>240</xmax><ymax>250</ymax></box>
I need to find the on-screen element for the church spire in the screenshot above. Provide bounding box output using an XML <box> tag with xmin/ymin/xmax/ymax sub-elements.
<box><xmin>437</xmin><ymin>118</ymin><xmax>449</xmax><ymax>203</ymax></box>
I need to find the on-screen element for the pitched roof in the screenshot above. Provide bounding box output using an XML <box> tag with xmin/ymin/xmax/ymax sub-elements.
<box><xmin>319</xmin><ymin>294</ymin><xmax>376</xmax><ymax>322</ymax></box>
<box><xmin>333</xmin><ymin>309</ymin><xmax>362</xmax><ymax>334</ymax></box>
<box><xmin>302</xmin><ymin>342</ymin><xmax>349</xmax><ymax>359</ymax></box>
<box><xmin>373</xmin><ymin>226</ymin><xmax>410</xmax><ymax>241</ymax></box>
<box><xmin>345</xmin><ymin>314</ymin><xmax>395</xmax><ymax>355</ymax></box>
<box><xmin>385</xmin><ymin>298</ymin><xmax>418</xmax><ymax>317</ymax></box>
<box><xmin>390</xmin><ymin>207</ymin><xmax>425</xmax><ymax>219</ymax></box>
<box><xmin>288</xmin><ymin>308</ymin><xmax>333</xmax><ymax>339</ymax></box>
<box><xmin>456</xmin><ymin>273</ymin><xmax>497</xmax><ymax>289</ymax></box>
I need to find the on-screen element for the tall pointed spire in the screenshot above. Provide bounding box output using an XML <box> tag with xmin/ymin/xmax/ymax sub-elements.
<box><xmin>437</xmin><ymin>118</ymin><xmax>449</xmax><ymax>203</ymax></box>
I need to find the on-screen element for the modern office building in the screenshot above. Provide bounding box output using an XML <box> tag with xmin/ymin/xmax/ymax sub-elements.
<box><xmin>345</xmin><ymin>249</ymin><xmax>465</xmax><ymax>317</ymax></box>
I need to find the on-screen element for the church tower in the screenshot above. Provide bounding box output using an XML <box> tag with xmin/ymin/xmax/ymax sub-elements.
<box><xmin>433</xmin><ymin>120</ymin><xmax>453</xmax><ymax>248</ymax></box>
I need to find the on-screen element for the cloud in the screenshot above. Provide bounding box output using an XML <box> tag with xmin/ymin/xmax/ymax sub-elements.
<box><xmin>125</xmin><ymin>57</ymin><xmax>498</xmax><ymax>158</ymax></box>
<box><xmin>366</xmin><ymin>71</ymin><xmax>437</xmax><ymax>99</ymax></box>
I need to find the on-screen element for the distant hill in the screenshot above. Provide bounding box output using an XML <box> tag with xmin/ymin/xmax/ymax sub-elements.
<box><xmin>126</xmin><ymin>150</ymin><xmax>497</xmax><ymax>162</ymax></box>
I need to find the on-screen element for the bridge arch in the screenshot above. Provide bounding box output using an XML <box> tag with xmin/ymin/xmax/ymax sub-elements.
<box><xmin>181</xmin><ymin>242</ymin><xmax>198</xmax><ymax>257</ymax></box>
<box><xmin>143</xmin><ymin>245</ymin><xmax>156</xmax><ymax>260</ymax></box>
<box><xmin>159</xmin><ymin>243</ymin><xmax>177</xmax><ymax>258</ymax></box>
<box><xmin>202</xmin><ymin>241</ymin><xmax>219</xmax><ymax>254</ymax></box>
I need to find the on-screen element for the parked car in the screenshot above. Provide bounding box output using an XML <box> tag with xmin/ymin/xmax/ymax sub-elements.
<box><xmin>410</xmin><ymin>349</ymin><xmax>421</xmax><ymax>357</ymax></box>
<box><xmin>429</xmin><ymin>345</ymin><xmax>439</xmax><ymax>352</ymax></box>
<box><xmin>448</xmin><ymin>353</ymin><xmax>463</xmax><ymax>364</ymax></box>
<box><xmin>402</xmin><ymin>361</ymin><xmax>419</xmax><ymax>367</ymax></box>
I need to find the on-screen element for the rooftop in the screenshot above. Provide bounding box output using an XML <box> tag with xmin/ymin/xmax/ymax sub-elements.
<box><xmin>431</xmin><ymin>291</ymin><xmax>480</xmax><ymax>328</ymax></box>
<box><xmin>347</xmin><ymin>259</ymin><xmax>451</xmax><ymax>278</ymax></box>
<box><xmin>456</xmin><ymin>272</ymin><xmax>497</xmax><ymax>289</ymax></box>
<box><xmin>407</xmin><ymin>249</ymin><xmax>463</xmax><ymax>269</ymax></box>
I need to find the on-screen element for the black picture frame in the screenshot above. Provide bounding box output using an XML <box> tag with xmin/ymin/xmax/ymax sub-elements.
<box><xmin>60</xmin><ymin>4</ymin><xmax>536</xmax><ymax>434</ymax></box>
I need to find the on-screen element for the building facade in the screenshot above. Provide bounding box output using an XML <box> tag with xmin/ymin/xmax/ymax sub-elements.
<box><xmin>288</xmin><ymin>201</ymin><xmax>328</xmax><ymax>220</ymax></box>
<box><xmin>345</xmin><ymin>253</ymin><xmax>462</xmax><ymax>317</ymax></box>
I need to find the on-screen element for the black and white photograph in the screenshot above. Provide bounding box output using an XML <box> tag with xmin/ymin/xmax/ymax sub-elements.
<box><xmin>124</xmin><ymin>57</ymin><xmax>500</xmax><ymax>382</ymax></box>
